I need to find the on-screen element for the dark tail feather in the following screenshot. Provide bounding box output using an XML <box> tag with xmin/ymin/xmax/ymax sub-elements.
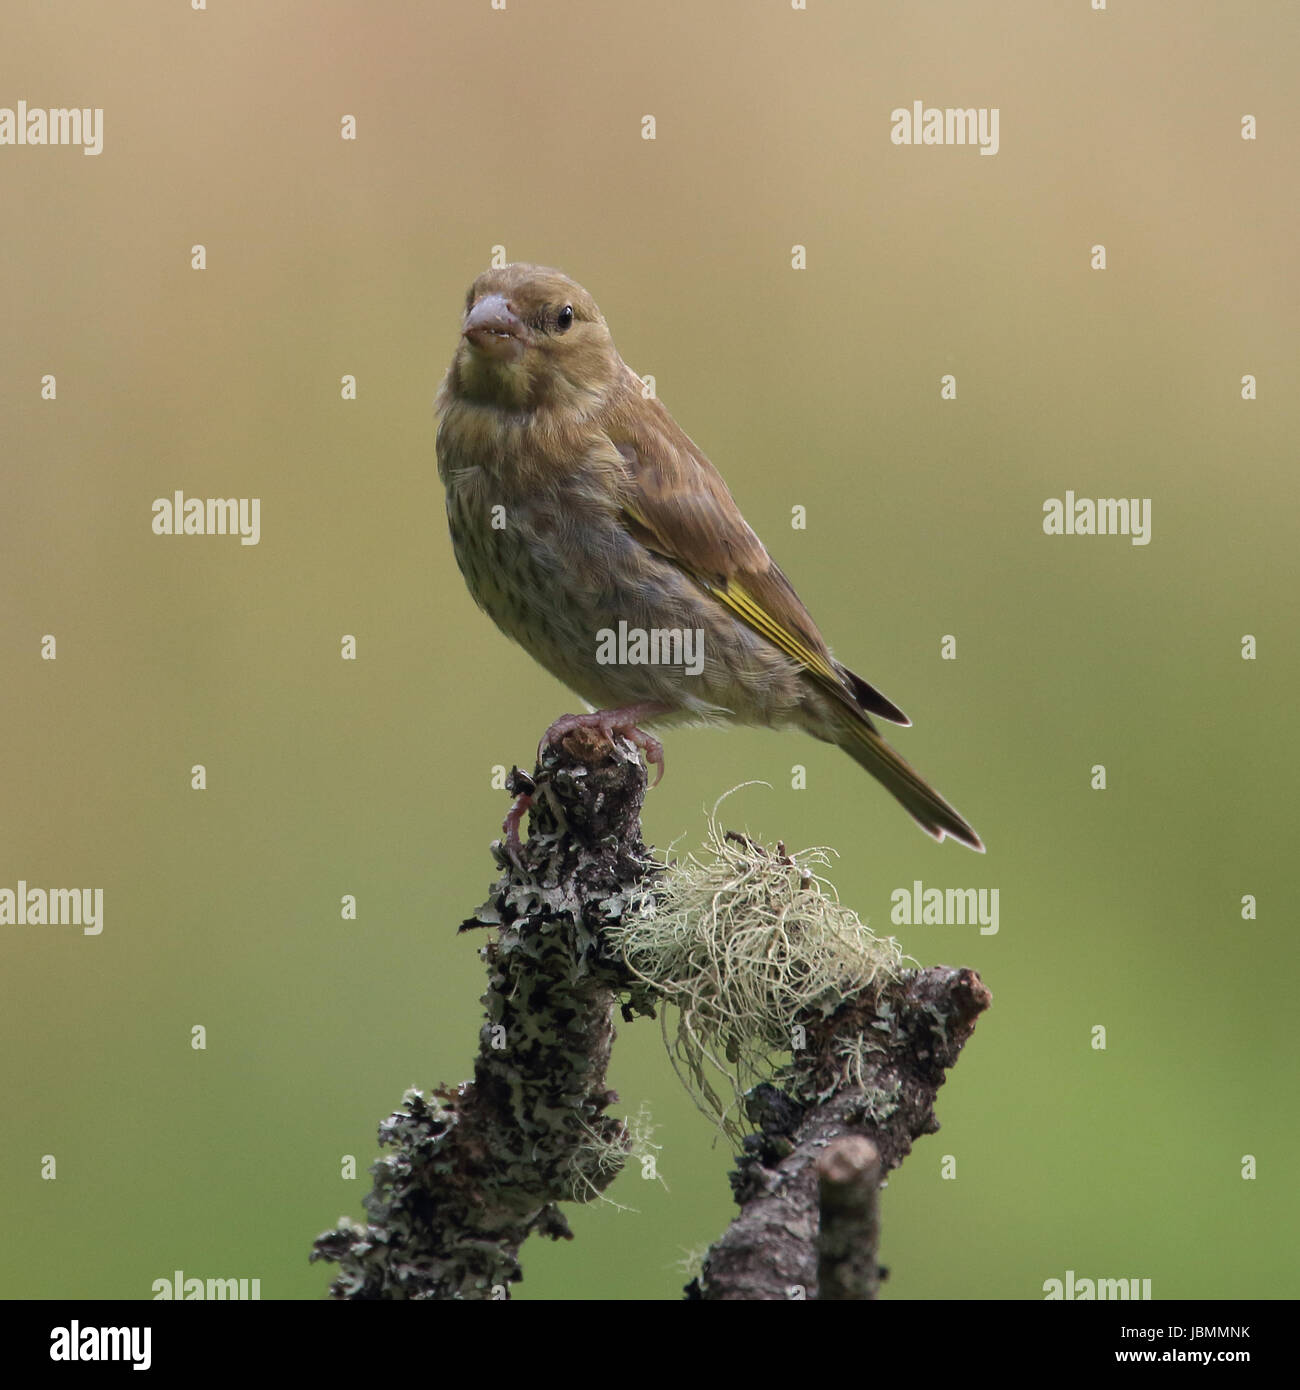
<box><xmin>837</xmin><ymin>716</ymin><xmax>984</xmax><ymax>852</ymax></box>
<box><xmin>835</xmin><ymin>661</ymin><xmax>911</xmax><ymax>726</ymax></box>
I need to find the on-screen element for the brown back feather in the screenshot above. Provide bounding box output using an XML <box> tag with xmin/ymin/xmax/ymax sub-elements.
<box><xmin>601</xmin><ymin>370</ymin><xmax>905</xmax><ymax>726</ymax></box>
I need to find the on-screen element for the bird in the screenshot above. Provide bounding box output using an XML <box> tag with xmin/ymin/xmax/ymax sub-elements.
<box><xmin>435</xmin><ymin>263</ymin><xmax>983</xmax><ymax>856</ymax></box>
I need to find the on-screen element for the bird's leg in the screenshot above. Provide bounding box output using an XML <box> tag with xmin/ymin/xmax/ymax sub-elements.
<box><xmin>501</xmin><ymin>791</ymin><xmax>533</xmax><ymax>866</ymax></box>
<box><xmin>539</xmin><ymin>703</ymin><xmax>671</xmax><ymax>788</ymax></box>
<box><xmin>498</xmin><ymin>767</ymin><xmax>538</xmax><ymax>868</ymax></box>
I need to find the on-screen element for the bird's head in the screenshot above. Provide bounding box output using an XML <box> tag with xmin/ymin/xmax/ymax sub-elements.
<box><xmin>445</xmin><ymin>263</ymin><xmax>620</xmax><ymax>414</ymax></box>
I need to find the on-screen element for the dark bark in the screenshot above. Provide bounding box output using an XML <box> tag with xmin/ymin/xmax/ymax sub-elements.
<box><xmin>311</xmin><ymin>729</ymin><xmax>655</xmax><ymax>1299</ymax></box>
<box><xmin>693</xmin><ymin>965</ymin><xmax>991</xmax><ymax>1301</ymax></box>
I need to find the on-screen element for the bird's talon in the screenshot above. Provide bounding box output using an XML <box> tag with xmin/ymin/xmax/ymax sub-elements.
<box><xmin>536</xmin><ymin>704</ymin><xmax>669</xmax><ymax>789</ymax></box>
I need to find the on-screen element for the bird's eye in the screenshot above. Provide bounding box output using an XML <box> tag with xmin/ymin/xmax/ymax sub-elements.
<box><xmin>555</xmin><ymin>304</ymin><xmax>574</xmax><ymax>334</ymax></box>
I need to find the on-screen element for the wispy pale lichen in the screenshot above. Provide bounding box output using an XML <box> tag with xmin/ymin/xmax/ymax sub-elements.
<box><xmin>608</xmin><ymin>791</ymin><xmax>907</xmax><ymax>1137</ymax></box>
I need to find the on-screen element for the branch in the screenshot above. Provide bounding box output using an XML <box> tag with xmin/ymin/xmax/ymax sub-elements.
<box><xmin>311</xmin><ymin>729</ymin><xmax>991</xmax><ymax>1302</ymax></box>
<box><xmin>692</xmin><ymin>964</ymin><xmax>991</xmax><ymax>1300</ymax></box>
<box><xmin>311</xmin><ymin>728</ymin><xmax>655</xmax><ymax>1299</ymax></box>
<box><xmin>817</xmin><ymin>1136</ymin><xmax>883</xmax><ymax>1301</ymax></box>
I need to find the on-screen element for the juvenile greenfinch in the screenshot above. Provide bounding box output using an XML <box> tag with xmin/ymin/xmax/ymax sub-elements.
<box><xmin>436</xmin><ymin>263</ymin><xmax>983</xmax><ymax>853</ymax></box>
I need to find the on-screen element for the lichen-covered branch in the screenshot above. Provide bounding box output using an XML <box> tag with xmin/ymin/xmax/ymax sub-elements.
<box><xmin>691</xmin><ymin>965</ymin><xmax>992</xmax><ymax>1301</ymax></box>
<box><xmin>311</xmin><ymin>728</ymin><xmax>656</xmax><ymax>1300</ymax></box>
<box><xmin>311</xmin><ymin>728</ymin><xmax>990</xmax><ymax>1302</ymax></box>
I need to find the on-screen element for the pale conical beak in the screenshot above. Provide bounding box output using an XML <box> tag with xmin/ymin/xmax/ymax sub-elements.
<box><xmin>463</xmin><ymin>294</ymin><xmax>524</xmax><ymax>357</ymax></box>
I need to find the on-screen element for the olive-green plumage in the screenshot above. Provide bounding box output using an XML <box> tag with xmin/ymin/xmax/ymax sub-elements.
<box><xmin>436</xmin><ymin>263</ymin><xmax>983</xmax><ymax>851</ymax></box>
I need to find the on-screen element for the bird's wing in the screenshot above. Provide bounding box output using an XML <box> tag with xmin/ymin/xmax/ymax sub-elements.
<box><xmin>605</xmin><ymin>390</ymin><xmax>908</xmax><ymax>726</ymax></box>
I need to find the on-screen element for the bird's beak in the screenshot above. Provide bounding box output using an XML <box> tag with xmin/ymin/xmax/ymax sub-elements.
<box><xmin>463</xmin><ymin>294</ymin><xmax>525</xmax><ymax>358</ymax></box>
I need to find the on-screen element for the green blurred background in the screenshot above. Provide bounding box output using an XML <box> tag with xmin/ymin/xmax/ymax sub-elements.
<box><xmin>2</xmin><ymin>0</ymin><xmax>1296</xmax><ymax>1300</ymax></box>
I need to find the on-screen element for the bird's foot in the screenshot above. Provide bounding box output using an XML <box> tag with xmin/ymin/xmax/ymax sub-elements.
<box><xmin>539</xmin><ymin>703</ymin><xmax>670</xmax><ymax>788</ymax></box>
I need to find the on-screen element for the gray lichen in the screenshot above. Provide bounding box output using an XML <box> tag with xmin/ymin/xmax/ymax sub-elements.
<box><xmin>311</xmin><ymin>731</ymin><xmax>658</xmax><ymax>1300</ymax></box>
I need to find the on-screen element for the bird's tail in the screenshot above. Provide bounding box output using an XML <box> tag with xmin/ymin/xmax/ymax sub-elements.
<box><xmin>835</xmin><ymin>715</ymin><xmax>984</xmax><ymax>852</ymax></box>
